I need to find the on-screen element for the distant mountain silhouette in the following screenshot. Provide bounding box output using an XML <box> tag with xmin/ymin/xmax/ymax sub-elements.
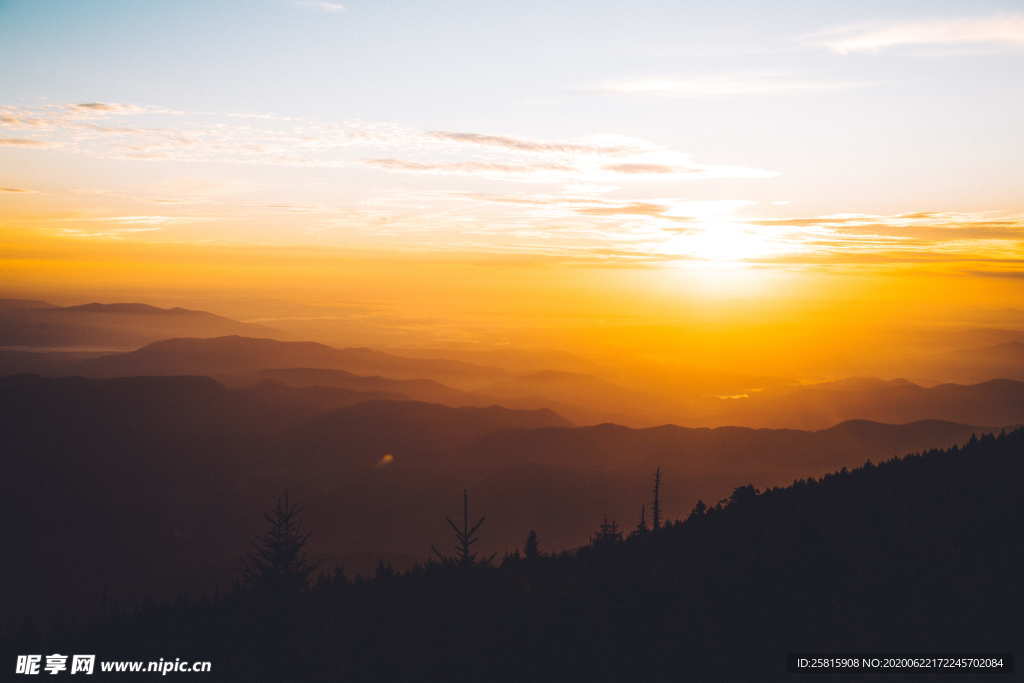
<box><xmin>0</xmin><ymin>348</ymin><xmax>112</xmax><ymax>375</ymax></box>
<box><xmin>275</xmin><ymin>399</ymin><xmax>570</xmax><ymax>471</ymax></box>
<box><xmin>260</xmin><ymin>367</ymin><xmax>486</xmax><ymax>407</ymax></box>
<box><xmin>937</xmin><ymin>341</ymin><xmax>1024</xmax><ymax>381</ymax></box>
<box><xmin>0</xmin><ymin>298</ymin><xmax>51</xmax><ymax>310</ymax></box>
<box><xmin>0</xmin><ymin>373</ymin><xmax>407</xmax><ymax>438</ymax></box>
<box><xmin>389</xmin><ymin>346</ymin><xmax>603</xmax><ymax>375</ymax></box>
<box><xmin>478</xmin><ymin>369</ymin><xmax>645</xmax><ymax>424</ymax></box>
<box><xmin>705</xmin><ymin>376</ymin><xmax>1024</xmax><ymax>428</ymax></box>
<box><xmin>61</xmin><ymin>302</ymin><xmax>212</xmax><ymax>315</ymax></box>
<box><xmin>5</xmin><ymin>330</ymin><xmax>1023</xmax><ymax>427</ymax></box>
<box><xmin>0</xmin><ymin>299</ymin><xmax>279</xmax><ymax>349</ymax></box>
<box><xmin>260</xmin><ymin>364</ymin><xmax>644</xmax><ymax>425</ymax></box>
<box><xmin>0</xmin><ymin>334</ymin><xmax>623</xmax><ymax>422</ymax></box>
<box><xmin>75</xmin><ymin>335</ymin><xmax>507</xmax><ymax>383</ymax></box>
<box><xmin>0</xmin><ymin>374</ymin><xmax>992</xmax><ymax>621</ymax></box>
<box><xmin>885</xmin><ymin>333</ymin><xmax>1024</xmax><ymax>383</ymax></box>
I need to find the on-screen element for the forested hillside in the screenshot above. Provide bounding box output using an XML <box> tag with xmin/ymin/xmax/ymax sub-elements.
<box><xmin>8</xmin><ymin>429</ymin><xmax>1019</xmax><ymax>682</ymax></box>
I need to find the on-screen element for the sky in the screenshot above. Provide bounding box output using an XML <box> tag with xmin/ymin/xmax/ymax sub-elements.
<box><xmin>1</xmin><ymin>0</ymin><xmax>1022</xmax><ymax>366</ymax></box>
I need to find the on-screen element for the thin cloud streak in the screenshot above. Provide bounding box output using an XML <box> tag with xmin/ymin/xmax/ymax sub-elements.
<box><xmin>427</xmin><ymin>131</ymin><xmax>641</xmax><ymax>155</ymax></box>
<box><xmin>592</xmin><ymin>74</ymin><xmax>877</xmax><ymax>96</ymax></box>
<box><xmin>296</xmin><ymin>1</ymin><xmax>346</xmax><ymax>13</ymax></box>
<box><xmin>813</xmin><ymin>14</ymin><xmax>1024</xmax><ymax>54</ymax></box>
<box><xmin>364</xmin><ymin>158</ymin><xmax>577</xmax><ymax>176</ymax></box>
<box><xmin>0</xmin><ymin>102</ymin><xmax>775</xmax><ymax>181</ymax></box>
<box><xmin>71</xmin><ymin>103</ymin><xmax>146</xmax><ymax>113</ymax></box>
<box><xmin>0</xmin><ymin>138</ymin><xmax>59</xmax><ymax>148</ymax></box>
<box><xmin>367</xmin><ymin>158</ymin><xmax>775</xmax><ymax>181</ymax></box>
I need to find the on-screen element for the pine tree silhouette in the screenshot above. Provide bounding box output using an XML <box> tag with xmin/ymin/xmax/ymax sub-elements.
<box><xmin>591</xmin><ymin>515</ymin><xmax>622</xmax><ymax>546</ymax></box>
<box><xmin>729</xmin><ymin>484</ymin><xmax>757</xmax><ymax>506</ymax></box>
<box><xmin>501</xmin><ymin>548</ymin><xmax>522</xmax><ymax>567</ymax></box>
<box><xmin>432</xmin><ymin>489</ymin><xmax>495</xmax><ymax>567</ymax></box>
<box><xmin>632</xmin><ymin>503</ymin><xmax>648</xmax><ymax>537</ymax></box>
<box><xmin>524</xmin><ymin>529</ymin><xmax>540</xmax><ymax>561</ymax></box>
<box><xmin>243</xmin><ymin>493</ymin><xmax>314</xmax><ymax>594</ymax></box>
<box><xmin>375</xmin><ymin>559</ymin><xmax>395</xmax><ymax>579</ymax></box>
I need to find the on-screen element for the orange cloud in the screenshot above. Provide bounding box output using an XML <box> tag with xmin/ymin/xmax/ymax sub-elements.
<box><xmin>428</xmin><ymin>131</ymin><xmax>638</xmax><ymax>155</ymax></box>
<box><xmin>364</xmin><ymin>158</ymin><xmax>576</xmax><ymax>176</ymax></box>
<box><xmin>0</xmin><ymin>138</ymin><xmax>58</xmax><ymax>148</ymax></box>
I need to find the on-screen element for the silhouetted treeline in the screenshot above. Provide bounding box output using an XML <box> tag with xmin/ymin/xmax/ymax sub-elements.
<box><xmin>6</xmin><ymin>429</ymin><xmax>1020</xmax><ymax>682</ymax></box>
<box><xmin>4</xmin><ymin>373</ymin><xmax>994</xmax><ymax>621</ymax></box>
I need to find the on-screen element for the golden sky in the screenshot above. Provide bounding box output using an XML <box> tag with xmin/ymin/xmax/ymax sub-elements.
<box><xmin>1</xmin><ymin>1</ymin><xmax>1022</xmax><ymax>374</ymax></box>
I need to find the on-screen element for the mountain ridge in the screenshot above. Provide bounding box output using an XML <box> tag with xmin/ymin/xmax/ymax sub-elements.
<box><xmin>0</xmin><ymin>299</ymin><xmax>280</xmax><ymax>349</ymax></box>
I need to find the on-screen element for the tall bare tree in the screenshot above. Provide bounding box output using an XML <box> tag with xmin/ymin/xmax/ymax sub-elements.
<box><xmin>652</xmin><ymin>467</ymin><xmax>663</xmax><ymax>530</ymax></box>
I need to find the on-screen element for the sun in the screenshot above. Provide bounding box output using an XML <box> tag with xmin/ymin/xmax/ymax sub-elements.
<box><xmin>651</xmin><ymin>222</ymin><xmax>797</xmax><ymax>298</ymax></box>
<box><xmin>675</xmin><ymin>223</ymin><xmax>778</xmax><ymax>263</ymax></box>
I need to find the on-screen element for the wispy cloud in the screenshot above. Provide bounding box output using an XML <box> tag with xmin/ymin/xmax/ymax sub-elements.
<box><xmin>591</xmin><ymin>74</ymin><xmax>876</xmax><ymax>96</ymax></box>
<box><xmin>603</xmin><ymin>161</ymin><xmax>775</xmax><ymax>179</ymax></box>
<box><xmin>70</xmin><ymin>102</ymin><xmax>147</xmax><ymax>114</ymax></box>
<box><xmin>418</xmin><ymin>208</ymin><xmax>1016</xmax><ymax>269</ymax></box>
<box><xmin>746</xmin><ymin>211</ymin><xmax>1024</xmax><ymax>268</ymax></box>
<box><xmin>0</xmin><ymin>114</ymin><xmax>49</xmax><ymax>129</ymax></box>
<box><xmin>812</xmin><ymin>13</ymin><xmax>1024</xmax><ymax>54</ymax></box>
<box><xmin>59</xmin><ymin>227</ymin><xmax>164</xmax><ymax>239</ymax></box>
<box><xmin>0</xmin><ymin>187</ymin><xmax>38</xmax><ymax>193</ymax></box>
<box><xmin>427</xmin><ymin>131</ymin><xmax>641</xmax><ymax>155</ymax></box>
<box><xmin>602</xmin><ymin>163</ymin><xmax>677</xmax><ymax>174</ymax></box>
<box><xmin>577</xmin><ymin>202</ymin><xmax>673</xmax><ymax>218</ymax></box>
<box><xmin>0</xmin><ymin>101</ymin><xmax>776</xmax><ymax>183</ymax></box>
<box><xmin>0</xmin><ymin>137</ymin><xmax>59</xmax><ymax>148</ymax></box>
<box><xmin>965</xmin><ymin>269</ymin><xmax>1024</xmax><ymax>280</ymax></box>
<box><xmin>451</xmin><ymin>191</ymin><xmax>712</xmax><ymax>221</ymax></box>
<box><xmin>296</xmin><ymin>1</ymin><xmax>346</xmax><ymax>13</ymax></box>
<box><xmin>364</xmin><ymin>158</ymin><xmax>577</xmax><ymax>177</ymax></box>
<box><xmin>57</xmin><ymin>215</ymin><xmax>219</xmax><ymax>226</ymax></box>
<box><xmin>443</xmin><ymin>206</ymin><xmax>1024</xmax><ymax>268</ymax></box>
<box><xmin>48</xmin><ymin>214</ymin><xmax>221</xmax><ymax>240</ymax></box>
<box><xmin>753</xmin><ymin>211</ymin><xmax>1024</xmax><ymax>239</ymax></box>
<box><xmin>365</xmin><ymin>156</ymin><xmax>773</xmax><ymax>181</ymax></box>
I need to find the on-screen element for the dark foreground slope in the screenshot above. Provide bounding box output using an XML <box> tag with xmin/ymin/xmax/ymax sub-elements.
<box><xmin>7</xmin><ymin>430</ymin><xmax>1020</xmax><ymax>682</ymax></box>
